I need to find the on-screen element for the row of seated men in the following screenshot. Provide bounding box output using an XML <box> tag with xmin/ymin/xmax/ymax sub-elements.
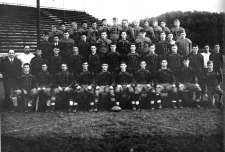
<box><xmin>2</xmin><ymin>55</ymin><xmax>223</xmax><ymax>113</ymax></box>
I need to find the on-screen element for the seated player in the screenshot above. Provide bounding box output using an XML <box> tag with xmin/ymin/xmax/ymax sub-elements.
<box><xmin>177</xmin><ymin>58</ymin><xmax>202</xmax><ymax>108</ymax></box>
<box><xmin>114</xmin><ymin>62</ymin><xmax>135</xmax><ymax>110</ymax></box>
<box><xmin>155</xmin><ymin>60</ymin><xmax>177</xmax><ymax>108</ymax></box>
<box><xmin>36</xmin><ymin>63</ymin><xmax>53</xmax><ymax>112</ymax></box>
<box><xmin>95</xmin><ymin>63</ymin><xmax>115</xmax><ymax>110</ymax></box>
<box><xmin>53</xmin><ymin>63</ymin><xmax>74</xmax><ymax>111</ymax></box>
<box><xmin>76</xmin><ymin>62</ymin><xmax>95</xmax><ymax>111</ymax></box>
<box><xmin>202</xmin><ymin>61</ymin><xmax>223</xmax><ymax>107</ymax></box>
<box><xmin>11</xmin><ymin>63</ymin><xmax>38</xmax><ymax>112</ymax></box>
<box><xmin>133</xmin><ymin>61</ymin><xmax>152</xmax><ymax>110</ymax></box>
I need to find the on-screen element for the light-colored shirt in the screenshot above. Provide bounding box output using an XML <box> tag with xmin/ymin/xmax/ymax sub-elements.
<box><xmin>201</xmin><ymin>52</ymin><xmax>211</xmax><ymax>68</ymax></box>
<box><xmin>17</xmin><ymin>53</ymin><xmax>35</xmax><ymax>66</ymax></box>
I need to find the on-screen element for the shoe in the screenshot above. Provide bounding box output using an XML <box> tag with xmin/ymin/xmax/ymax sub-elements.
<box><xmin>112</xmin><ymin>105</ymin><xmax>122</xmax><ymax>112</ymax></box>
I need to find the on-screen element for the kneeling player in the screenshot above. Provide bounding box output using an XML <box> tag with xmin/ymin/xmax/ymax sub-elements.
<box><xmin>76</xmin><ymin>62</ymin><xmax>95</xmax><ymax>111</ymax></box>
<box><xmin>53</xmin><ymin>63</ymin><xmax>74</xmax><ymax>111</ymax></box>
<box><xmin>114</xmin><ymin>62</ymin><xmax>135</xmax><ymax>110</ymax></box>
<box><xmin>133</xmin><ymin>61</ymin><xmax>153</xmax><ymax>110</ymax></box>
<box><xmin>95</xmin><ymin>63</ymin><xmax>115</xmax><ymax>110</ymax></box>
<box><xmin>202</xmin><ymin>61</ymin><xmax>223</xmax><ymax>107</ymax></box>
<box><xmin>155</xmin><ymin>60</ymin><xmax>178</xmax><ymax>108</ymax></box>
<box><xmin>11</xmin><ymin>63</ymin><xmax>38</xmax><ymax>112</ymax></box>
<box><xmin>177</xmin><ymin>58</ymin><xmax>202</xmax><ymax>108</ymax></box>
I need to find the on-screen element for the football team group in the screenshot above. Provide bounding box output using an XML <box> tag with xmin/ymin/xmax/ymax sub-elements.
<box><xmin>0</xmin><ymin>18</ymin><xmax>224</xmax><ymax>112</ymax></box>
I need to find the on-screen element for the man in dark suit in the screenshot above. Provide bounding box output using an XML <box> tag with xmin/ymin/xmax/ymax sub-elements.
<box><xmin>0</xmin><ymin>50</ymin><xmax>22</xmax><ymax>111</ymax></box>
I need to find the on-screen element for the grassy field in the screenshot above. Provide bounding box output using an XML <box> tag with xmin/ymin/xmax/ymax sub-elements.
<box><xmin>1</xmin><ymin>107</ymin><xmax>224</xmax><ymax>152</ymax></box>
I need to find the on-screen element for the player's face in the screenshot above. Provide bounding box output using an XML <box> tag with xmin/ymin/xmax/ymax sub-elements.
<box><xmin>24</xmin><ymin>46</ymin><xmax>30</xmax><ymax>53</ymax></box>
<box><xmin>8</xmin><ymin>50</ymin><xmax>15</xmax><ymax>58</ymax></box>
<box><xmin>153</xmin><ymin>21</ymin><xmax>158</xmax><ymax>26</ymax></box>
<box><xmin>144</xmin><ymin>21</ymin><xmax>149</xmax><ymax>27</ymax></box>
<box><xmin>71</xmin><ymin>22</ymin><xmax>77</xmax><ymax>29</ymax></box>
<box><xmin>91</xmin><ymin>46</ymin><xmax>97</xmax><ymax>54</ymax></box>
<box><xmin>140</xmin><ymin>61</ymin><xmax>146</xmax><ymax>69</ymax></box>
<box><xmin>160</xmin><ymin>22</ymin><xmax>166</xmax><ymax>27</ymax></box>
<box><xmin>102</xmin><ymin>20</ymin><xmax>107</xmax><ymax>26</ymax></box>
<box><xmin>192</xmin><ymin>47</ymin><xmax>198</xmax><ymax>54</ymax></box>
<box><xmin>171</xmin><ymin>46</ymin><xmax>178</xmax><ymax>54</ymax></box>
<box><xmin>43</xmin><ymin>35</ymin><xmax>49</xmax><ymax>41</ymax></box>
<box><xmin>61</xmin><ymin>64</ymin><xmax>68</xmax><ymax>71</ymax></box>
<box><xmin>122</xmin><ymin>20</ymin><xmax>128</xmax><ymax>27</ymax></box>
<box><xmin>215</xmin><ymin>45</ymin><xmax>220</xmax><ymax>53</ymax></box>
<box><xmin>130</xmin><ymin>45</ymin><xmax>136</xmax><ymax>52</ymax></box>
<box><xmin>133</xmin><ymin>21</ymin><xmax>139</xmax><ymax>27</ymax></box>
<box><xmin>102</xmin><ymin>64</ymin><xmax>108</xmax><ymax>71</ymax></box>
<box><xmin>180</xmin><ymin>32</ymin><xmax>186</xmax><ymax>39</ymax></box>
<box><xmin>161</xmin><ymin>60</ymin><xmax>168</xmax><ymax>67</ymax></box>
<box><xmin>174</xmin><ymin>20</ymin><xmax>180</xmax><ymax>27</ymax></box>
<box><xmin>53</xmin><ymin>36</ymin><xmax>59</xmax><ymax>42</ymax></box>
<box><xmin>61</xmin><ymin>25</ymin><xmax>66</xmax><ymax>30</ymax></box>
<box><xmin>207</xmin><ymin>63</ymin><xmax>213</xmax><ymax>70</ymax></box>
<box><xmin>101</xmin><ymin>32</ymin><xmax>107</xmax><ymax>39</ymax></box>
<box><xmin>82</xmin><ymin>23</ymin><xmax>88</xmax><ymax>29</ymax></box>
<box><xmin>120</xmin><ymin>63</ymin><xmax>127</xmax><ymax>71</ymax></box>
<box><xmin>150</xmin><ymin>45</ymin><xmax>155</xmax><ymax>52</ymax></box>
<box><xmin>42</xmin><ymin>64</ymin><xmax>48</xmax><ymax>71</ymax></box>
<box><xmin>121</xmin><ymin>32</ymin><xmax>127</xmax><ymax>39</ymax></box>
<box><xmin>110</xmin><ymin>45</ymin><xmax>116</xmax><ymax>52</ymax></box>
<box><xmin>23</xmin><ymin>65</ymin><xmax>30</xmax><ymax>74</ymax></box>
<box><xmin>51</xmin><ymin>26</ymin><xmax>57</xmax><ymax>31</ymax></box>
<box><xmin>82</xmin><ymin>63</ymin><xmax>88</xmax><ymax>70</ymax></box>
<box><xmin>36</xmin><ymin>49</ymin><xmax>42</xmax><ymax>56</ymax></box>
<box><xmin>204</xmin><ymin>45</ymin><xmax>210</xmax><ymax>52</ymax></box>
<box><xmin>160</xmin><ymin>33</ymin><xmax>166</xmax><ymax>40</ymax></box>
<box><xmin>63</xmin><ymin>32</ymin><xmax>69</xmax><ymax>39</ymax></box>
<box><xmin>167</xmin><ymin>33</ymin><xmax>173</xmax><ymax>40</ymax></box>
<box><xmin>113</xmin><ymin>19</ymin><xmax>118</xmax><ymax>25</ymax></box>
<box><xmin>53</xmin><ymin>48</ymin><xmax>60</xmax><ymax>55</ymax></box>
<box><xmin>92</xmin><ymin>23</ymin><xmax>97</xmax><ymax>28</ymax></box>
<box><xmin>81</xmin><ymin>35</ymin><xmax>87</xmax><ymax>41</ymax></box>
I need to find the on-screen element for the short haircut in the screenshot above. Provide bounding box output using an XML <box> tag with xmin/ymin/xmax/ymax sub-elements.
<box><xmin>23</xmin><ymin>63</ymin><xmax>30</xmax><ymax>67</ymax></box>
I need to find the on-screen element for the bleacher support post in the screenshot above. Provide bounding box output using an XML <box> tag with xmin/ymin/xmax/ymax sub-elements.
<box><xmin>36</xmin><ymin>0</ymin><xmax>40</xmax><ymax>48</ymax></box>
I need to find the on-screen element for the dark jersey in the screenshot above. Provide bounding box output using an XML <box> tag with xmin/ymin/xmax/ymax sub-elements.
<box><xmin>127</xmin><ymin>52</ymin><xmax>140</xmax><ymax>71</ymax></box>
<box><xmin>19</xmin><ymin>73</ymin><xmax>36</xmax><ymax>90</ymax></box>
<box><xmin>68</xmin><ymin>54</ymin><xmax>83</xmax><ymax>76</ymax></box>
<box><xmin>54</xmin><ymin>71</ymin><xmax>73</xmax><ymax>88</ymax></box>
<box><xmin>107</xmin><ymin>51</ymin><xmax>120</xmax><ymax>72</ymax></box>
<box><xmin>156</xmin><ymin>68</ymin><xmax>175</xmax><ymax>83</ymax></box>
<box><xmin>116</xmin><ymin>71</ymin><xmax>134</xmax><ymax>84</ymax></box>
<box><xmin>88</xmin><ymin>54</ymin><xmax>101</xmax><ymax>73</ymax></box>
<box><xmin>143</xmin><ymin>53</ymin><xmax>159</xmax><ymax>73</ymax></box>
<box><xmin>178</xmin><ymin>66</ymin><xmax>197</xmax><ymax>83</ymax></box>
<box><xmin>203</xmin><ymin>70</ymin><xmax>222</xmax><ymax>89</ymax></box>
<box><xmin>37</xmin><ymin>71</ymin><xmax>52</xmax><ymax>87</ymax></box>
<box><xmin>77</xmin><ymin>71</ymin><xmax>93</xmax><ymax>85</ymax></box>
<box><xmin>166</xmin><ymin>53</ymin><xmax>182</xmax><ymax>72</ymax></box>
<box><xmin>156</xmin><ymin>40</ymin><xmax>169</xmax><ymax>59</ymax></box>
<box><xmin>30</xmin><ymin>56</ymin><xmax>46</xmax><ymax>76</ymax></box>
<box><xmin>188</xmin><ymin>53</ymin><xmax>204</xmax><ymax>74</ymax></box>
<box><xmin>134</xmin><ymin>69</ymin><xmax>151</xmax><ymax>84</ymax></box>
<box><xmin>95</xmin><ymin>71</ymin><xmax>114</xmax><ymax>85</ymax></box>
<box><xmin>209</xmin><ymin>52</ymin><xmax>224</xmax><ymax>72</ymax></box>
<box><xmin>48</xmin><ymin>55</ymin><xmax>63</xmax><ymax>75</ymax></box>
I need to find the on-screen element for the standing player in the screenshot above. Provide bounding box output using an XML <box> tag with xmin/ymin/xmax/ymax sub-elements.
<box><xmin>59</xmin><ymin>31</ymin><xmax>74</xmax><ymax>62</ymax></box>
<box><xmin>175</xmin><ymin>31</ymin><xmax>192</xmax><ymax>57</ymax></box>
<box><xmin>96</xmin><ymin>31</ymin><xmax>112</xmax><ymax>63</ymax></box>
<box><xmin>132</xmin><ymin>20</ymin><xmax>143</xmax><ymax>40</ymax></box>
<box><xmin>39</xmin><ymin>32</ymin><xmax>52</xmax><ymax>60</ymax></box>
<box><xmin>152</xmin><ymin>19</ymin><xmax>162</xmax><ymax>42</ymax></box>
<box><xmin>201</xmin><ymin>44</ymin><xmax>211</xmax><ymax>69</ymax></box>
<box><xmin>127</xmin><ymin>44</ymin><xmax>141</xmax><ymax>74</ymax></box>
<box><xmin>117</xmin><ymin>31</ymin><xmax>130</xmax><ymax>62</ymax></box>
<box><xmin>30</xmin><ymin>49</ymin><xmax>46</xmax><ymax>76</ymax></box>
<box><xmin>88</xmin><ymin>22</ymin><xmax>99</xmax><ymax>44</ymax></box>
<box><xmin>202</xmin><ymin>61</ymin><xmax>223</xmax><ymax>107</ymax></box>
<box><xmin>78</xmin><ymin>33</ymin><xmax>90</xmax><ymax>61</ymax></box>
<box><xmin>121</xmin><ymin>19</ymin><xmax>135</xmax><ymax>42</ymax></box>
<box><xmin>107</xmin><ymin>43</ymin><xmax>120</xmax><ymax>74</ymax></box>
<box><xmin>109</xmin><ymin>17</ymin><xmax>122</xmax><ymax>43</ymax></box>
<box><xmin>170</xmin><ymin>19</ymin><xmax>185</xmax><ymax>40</ymax></box>
<box><xmin>143</xmin><ymin>20</ymin><xmax>155</xmax><ymax>41</ymax></box>
<box><xmin>88</xmin><ymin>45</ymin><xmax>101</xmax><ymax>75</ymax></box>
<box><xmin>135</xmin><ymin>29</ymin><xmax>151</xmax><ymax>58</ymax></box>
<box><xmin>69</xmin><ymin>22</ymin><xmax>80</xmax><ymax>45</ymax></box>
<box><xmin>156</xmin><ymin>31</ymin><xmax>169</xmax><ymax>60</ymax></box>
<box><xmin>48</xmin><ymin>48</ymin><xmax>63</xmax><ymax>75</ymax></box>
<box><xmin>160</xmin><ymin>21</ymin><xmax>170</xmax><ymax>35</ymax></box>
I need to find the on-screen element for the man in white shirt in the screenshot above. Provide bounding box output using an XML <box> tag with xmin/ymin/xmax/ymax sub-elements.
<box><xmin>17</xmin><ymin>45</ymin><xmax>35</xmax><ymax>66</ymax></box>
<box><xmin>201</xmin><ymin>44</ymin><xmax>211</xmax><ymax>69</ymax></box>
